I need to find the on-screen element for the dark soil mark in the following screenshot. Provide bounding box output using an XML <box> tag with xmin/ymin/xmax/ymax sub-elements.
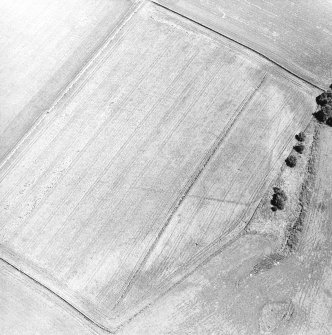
<box><xmin>251</xmin><ymin>253</ymin><xmax>285</xmax><ymax>275</ymax></box>
<box><xmin>259</xmin><ymin>300</ymin><xmax>294</xmax><ymax>334</ymax></box>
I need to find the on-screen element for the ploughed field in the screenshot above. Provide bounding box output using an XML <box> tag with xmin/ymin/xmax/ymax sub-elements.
<box><xmin>118</xmin><ymin>118</ymin><xmax>332</xmax><ymax>335</ymax></box>
<box><xmin>0</xmin><ymin>260</ymin><xmax>100</xmax><ymax>335</ymax></box>
<box><xmin>0</xmin><ymin>0</ymin><xmax>133</xmax><ymax>163</ymax></box>
<box><xmin>0</xmin><ymin>1</ymin><xmax>330</xmax><ymax>334</ymax></box>
<box><xmin>154</xmin><ymin>0</ymin><xmax>332</xmax><ymax>89</ymax></box>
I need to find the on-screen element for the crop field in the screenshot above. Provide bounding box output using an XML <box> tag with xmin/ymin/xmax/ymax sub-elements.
<box><xmin>118</xmin><ymin>124</ymin><xmax>332</xmax><ymax>335</ymax></box>
<box><xmin>154</xmin><ymin>0</ymin><xmax>332</xmax><ymax>89</ymax></box>
<box><xmin>112</xmin><ymin>72</ymin><xmax>318</xmax><ymax>324</ymax></box>
<box><xmin>117</xmin><ymin>233</ymin><xmax>278</xmax><ymax>335</ymax></box>
<box><xmin>0</xmin><ymin>260</ymin><xmax>101</xmax><ymax>335</ymax></box>
<box><xmin>0</xmin><ymin>3</ymin><xmax>320</xmax><ymax>332</ymax></box>
<box><xmin>0</xmin><ymin>0</ymin><xmax>133</xmax><ymax>163</ymax></box>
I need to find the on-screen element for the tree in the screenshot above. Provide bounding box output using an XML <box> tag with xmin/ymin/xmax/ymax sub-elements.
<box><xmin>285</xmin><ymin>155</ymin><xmax>297</xmax><ymax>167</ymax></box>
<box><xmin>295</xmin><ymin>132</ymin><xmax>305</xmax><ymax>142</ymax></box>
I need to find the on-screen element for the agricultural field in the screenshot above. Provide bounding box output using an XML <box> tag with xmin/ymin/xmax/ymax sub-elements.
<box><xmin>1</xmin><ymin>1</ymin><xmax>332</xmax><ymax>334</ymax></box>
<box><xmin>118</xmin><ymin>122</ymin><xmax>332</xmax><ymax>335</ymax></box>
<box><xmin>0</xmin><ymin>260</ymin><xmax>101</xmax><ymax>335</ymax></box>
<box><xmin>0</xmin><ymin>2</ymin><xmax>321</xmax><ymax>333</ymax></box>
<box><xmin>0</xmin><ymin>0</ymin><xmax>134</xmax><ymax>163</ymax></box>
<box><xmin>154</xmin><ymin>0</ymin><xmax>332</xmax><ymax>89</ymax></box>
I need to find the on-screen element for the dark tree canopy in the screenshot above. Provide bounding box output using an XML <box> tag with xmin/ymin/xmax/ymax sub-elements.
<box><xmin>295</xmin><ymin>132</ymin><xmax>306</xmax><ymax>142</ymax></box>
<box><xmin>294</xmin><ymin>144</ymin><xmax>304</xmax><ymax>154</ymax></box>
<box><xmin>316</xmin><ymin>91</ymin><xmax>332</xmax><ymax>106</ymax></box>
<box><xmin>285</xmin><ymin>155</ymin><xmax>297</xmax><ymax>168</ymax></box>
<box><xmin>271</xmin><ymin>187</ymin><xmax>287</xmax><ymax>210</ymax></box>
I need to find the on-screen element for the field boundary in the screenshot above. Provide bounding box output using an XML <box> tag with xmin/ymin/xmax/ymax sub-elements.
<box><xmin>0</xmin><ymin>2</ymin><xmax>145</xmax><ymax>334</ymax></box>
<box><xmin>151</xmin><ymin>0</ymin><xmax>325</xmax><ymax>92</ymax></box>
<box><xmin>0</xmin><ymin>257</ymin><xmax>112</xmax><ymax>334</ymax></box>
<box><xmin>0</xmin><ymin>0</ymin><xmax>144</xmax><ymax>181</ymax></box>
